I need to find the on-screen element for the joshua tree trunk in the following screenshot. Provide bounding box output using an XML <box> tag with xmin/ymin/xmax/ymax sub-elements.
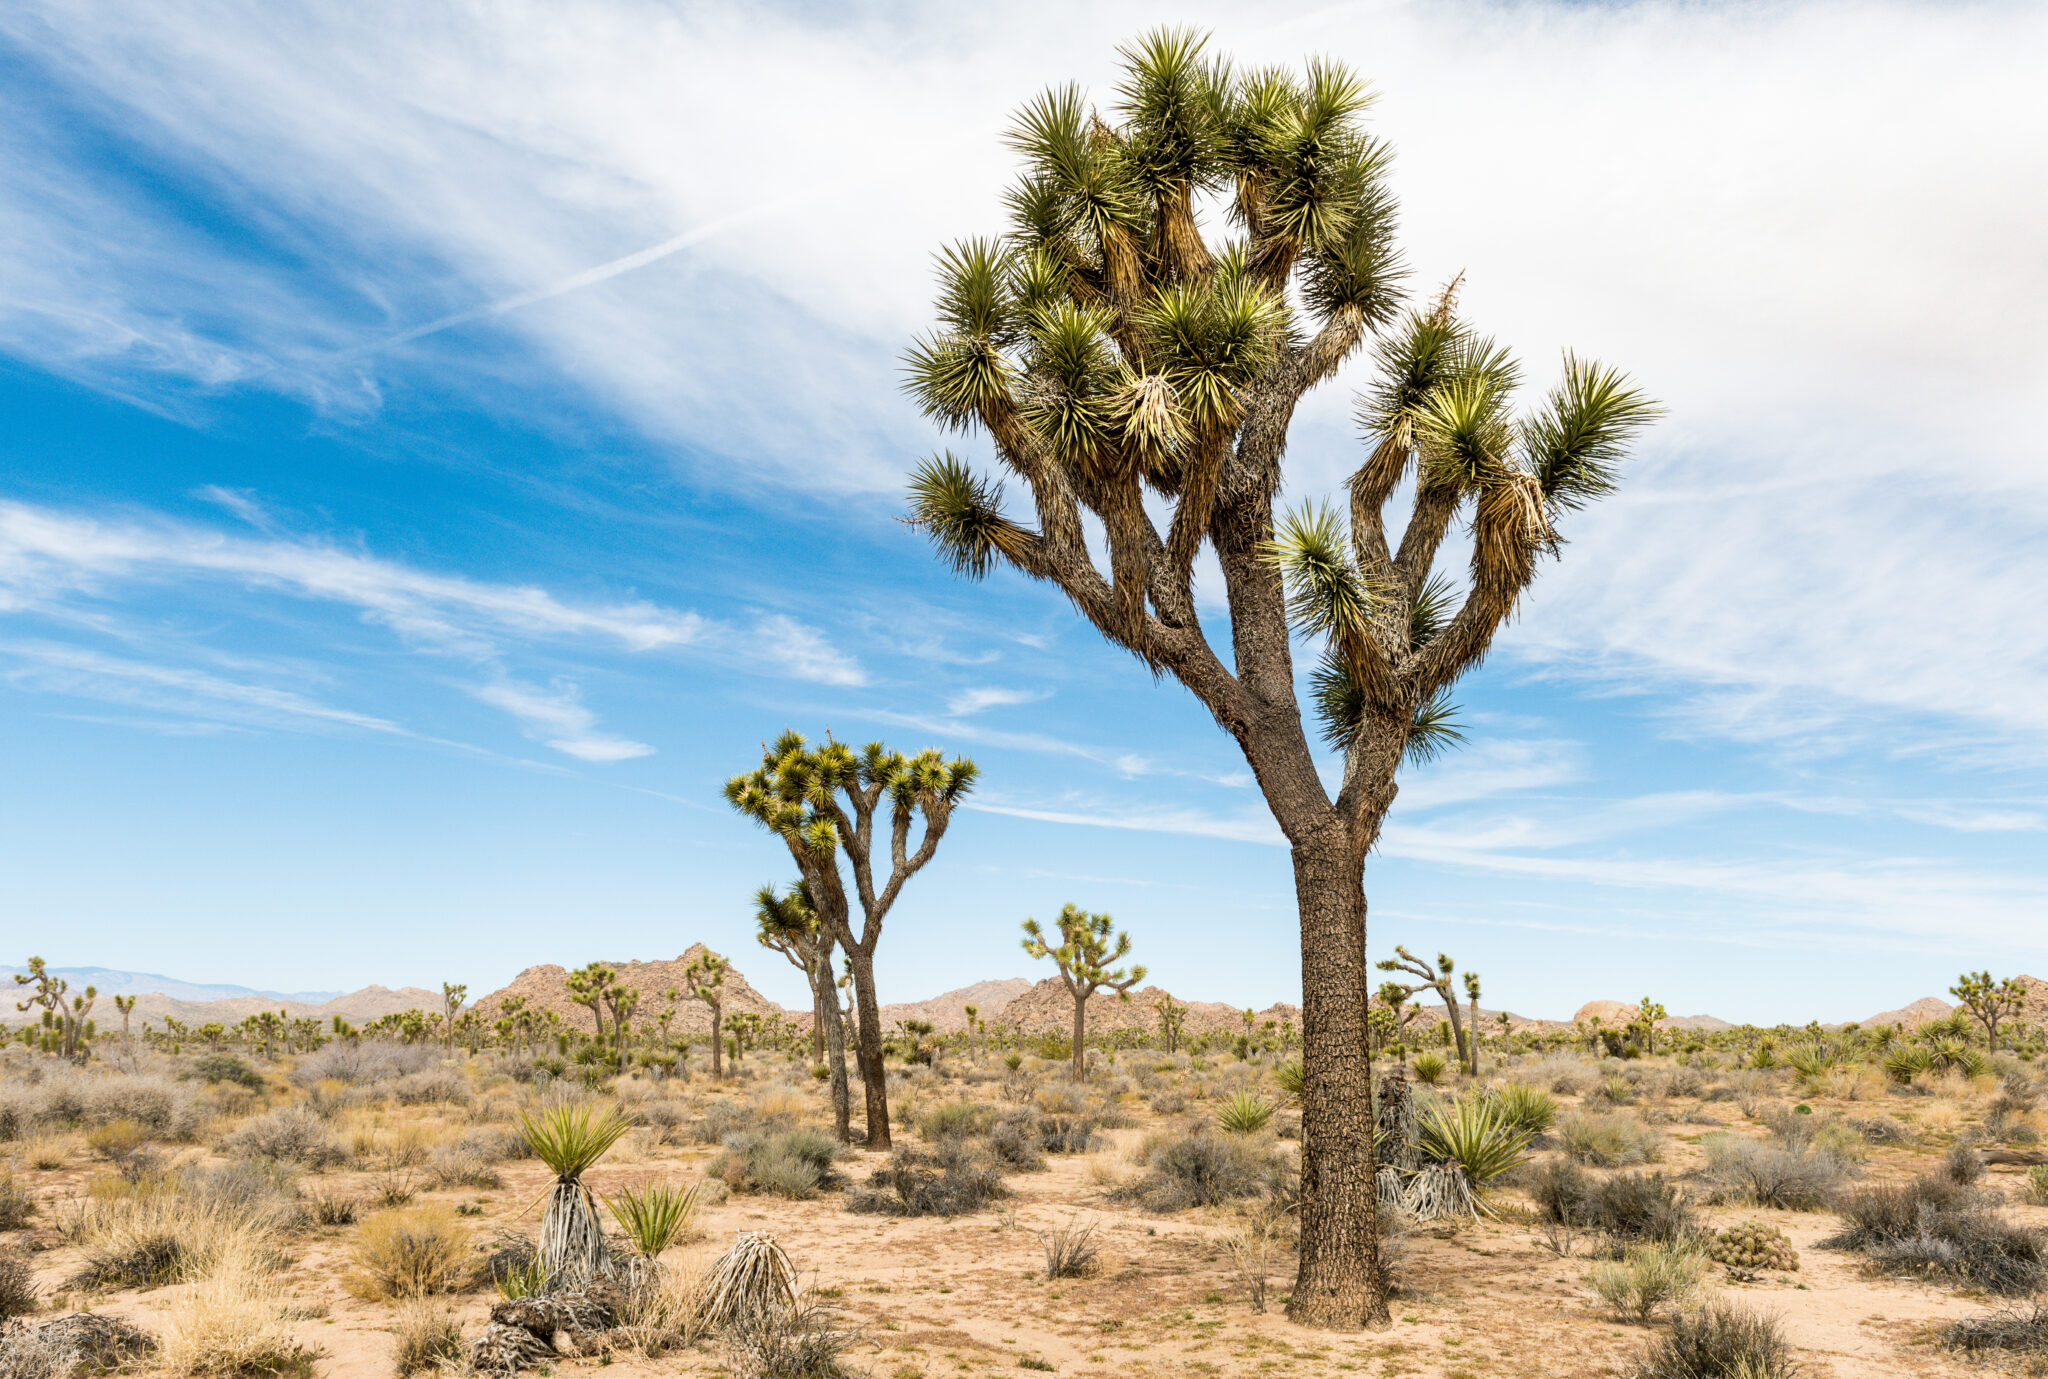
<box><xmin>1467</xmin><ymin>993</ymin><xmax>1482</xmax><ymax>1075</ymax></box>
<box><xmin>1288</xmin><ymin>815</ymin><xmax>1389</xmax><ymax>1329</ymax></box>
<box><xmin>1069</xmin><ymin>991</ymin><xmax>1088</xmax><ymax>1082</ymax></box>
<box><xmin>845</xmin><ymin>949</ymin><xmax>889</xmax><ymax>1146</ymax></box>
<box><xmin>708</xmin><ymin>1004</ymin><xmax>724</xmax><ymax>1081</ymax></box>
<box><xmin>814</xmin><ymin>953</ymin><xmax>852</xmax><ymax>1142</ymax></box>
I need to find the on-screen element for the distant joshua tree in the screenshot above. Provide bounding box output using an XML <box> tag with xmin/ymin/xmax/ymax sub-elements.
<box><xmin>726</xmin><ymin>730</ymin><xmax>977</xmax><ymax>1149</ymax></box>
<box><xmin>1022</xmin><ymin>903</ymin><xmax>1147</xmax><ymax>1081</ymax></box>
<box><xmin>13</xmin><ymin>957</ymin><xmax>95</xmax><ymax>1059</ymax></box>
<box><xmin>1951</xmin><ymin>971</ymin><xmax>2029</xmax><ymax>1050</ymax></box>
<box><xmin>565</xmin><ymin>962</ymin><xmax>616</xmax><ymax>1045</ymax></box>
<box><xmin>683</xmin><ymin>949</ymin><xmax>730</xmax><ymax>1081</ymax></box>
<box><xmin>1153</xmin><ymin>994</ymin><xmax>1188</xmax><ymax>1054</ymax></box>
<box><xmin>1462</xmin><ymin>971</ymin><xmax>1482</xmax><ymax>1075</ymax></box>
<box><xmin>755</xmin><ymin>879</ymin><xmax>852</xmax><ymax>1141</ymax></box>
<box><xmin>440</xmin><ymin>983</ymin><xmax>467</xmax><ymax>1054</ymax></box>
<box><xmin>1378</xmin><ymin>947</ymin><xmax>1467</xmax><ymax>1075</ymax></box>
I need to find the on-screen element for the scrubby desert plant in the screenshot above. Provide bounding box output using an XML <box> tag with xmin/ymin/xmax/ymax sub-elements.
<box><xmin>1882</xmin><ymin>1043</ymin><xmax>1934</xmax><ymax>1084</ymax></box>
<box><xmin>1698</xmin><ymin>1134</ymin><xmax>1851</xmax><ymax>1211</ymax></box>
<box><xmin>1825</xmin><ymin>1174</ymin><xmax>2047</xmax><ymax>1294</ymax></box>
<box><xmin>614</xmin><ymin>1261</ymin><xmax>706</xmax><ymax>1358</ymax></box>
<box><xmin>1111</xmin><ymin>1131</ymin><xmax>1287</xmax><ymax>1213</ymax></box>
<box><xmin>2024</xmin><ymin>1164</ymin><xmax>2048</xmax><ymax>1206</ymax></box>
<box><xmin>348</xmin><ymin>1205</ymin><xmax>474</xmax><ymax>1300</ymax></box>
<box><xmin>847</xmin><ymin>1143</ymin><xmax>1008</xmax><ymax>1217</ymax></box>
<box><xmin>0</xmin><ymin>1171</ymin><xmax>34</xmax><ymax>1230</ymax></box>
<box><xmin>710</xmin><ymin>1129</ymin><xmax>840</xmax><ymax>1200</ymax></box>
<box><xmin>1410</xmin><ymin>1052</ymin><xmax>1448</xmax><ymax>1085</ymax></box>
<box><xmin>1561</xmin><ymin>1111</ymin><xmax>1660</xmax><ymax>1167</ymax></box>
<box><xmin>697</xmin><ymin>1232</ymin><xmax>798</xmax><ymax>1333</ymax></box>
<box><xmin>1944</xmin><ymin>1301</ymin><xmax>2048</xmax><ymax>1358</ymax></box>
<box><xmin>1634</xmin><ymin>1301</ymin><xmax>1798</xmax><ymax>1379</ymax></box>
<box><xmin>158</xmin><ymin>1249</ymin><xmax>311</xmax><ymax>1379</ymax></box>
<box><xmin>916</xmin><ymin>1101</ymin><xmax>992</xmax><ymax>1142</ymax></box>
<box><xmin>518</xmin><ymin>1100</ymin><xmax>631</xmax><ymax>1284</ymax></box>
<box><xmin>1589</xmin><ymin>1240</ymin><xmax>1710</xmax><ymax>1324</ymax></box>
<box><xmin>0</xmin><ymin>1251</ymin><xmax>37</xmax><ymax>1320</ymax></box>
<box><xmin>721</xmin><ymin>1295</ymin><xmax>861</xmax><ymax>1379</ymax></box>
<box><xmin>219</xmin><ymin>1105</ymin><xmax>343</xmax><ymax>1167</ymax></box>
<box><xmin>69</xmin><ymin>1193</ymin><xmax>256</xmax><ymax>1291</ymax></box>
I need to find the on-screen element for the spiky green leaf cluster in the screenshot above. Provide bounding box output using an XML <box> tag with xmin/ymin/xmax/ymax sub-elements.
<box><xmin>725</xmin><ymin>730</ymin><xmax>979</xmax><ymax>857</ymax></box>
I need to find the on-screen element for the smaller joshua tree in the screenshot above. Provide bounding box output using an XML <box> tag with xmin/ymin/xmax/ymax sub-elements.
<box><xmin>1462</xmin><ymin>971</ymin><xmax>1482</xmax><ymax>1075</ymax></box>
<box><xmin>1378</xmin><ymin>946</ymin><xmax>1467</xmax><ymax>1078</ymax></box>
<box><xmin>440</xmin><ymin>982</ymin><xmax>467</xmax><ymax>1054</ymax></box>
<box><xmin>1153</xmin><ymin>993</ymin><xmax>1188</xmax><ymax>1054</ymax></box>
<box><xmin>1022</xmin><ymin>904</ymin><xmax>1147</xmax><ymax>1081</ymax></box>
<box><xmin>756</xmin><ymin>879</ymin><xmax>852</xmax><ymax>1140</ymax></box>
<box><xmin>13</xmin><ymin>958</ymin><xmax>95</xmax><ymax>1060</ymax></box>
<box><xmin>519</xmin><ymin>1101</ymin><xmax>632</xmax><ymax>1285</ymax></box>
<box><xmin>1951</xmin><ymin>971</ymin><xmax>2029</xmax><ymax>1050</ymax></box>
<box><xmin>566</xmin><ymin>962</ymin><xmax>616</xmax><ymax>1045</ymax></box>
<box><xmin>684</xmin><ymin>950</ymin><xmax>729</xmax><ymax>1080</ymax></box>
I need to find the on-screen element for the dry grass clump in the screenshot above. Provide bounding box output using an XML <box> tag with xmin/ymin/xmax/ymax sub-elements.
<box><xmin>159</xmin><ymin>1249</ymin><xmax>314</xmax><ymax>1378</ymax></box>
<box><xmin>1824</xmin><ymin>1173</ymin><xmax>2048</xmax><ymax>1295</ymax></box>
<box><xmin>69</xmin><ymin>1192</ymin><xmax>263</xmax><ymax>1291</ymax></box>
<box><xmin>1944</xmin><ymin>1301</ymin><xmax>2048</xmax><ymax>1358</ymax></box>
<box><xmin>1110</xmin><ymin>1129</ymin><xmax>1288</xmax><ymax>1213</ymax></box>
<box><xmin>1633</xmin><ymin>1301</ymin><xmax>1798</xmax><ymax>1379</ymax></box>
<box><xmin>0</xmin><ymin>1071</ymin><xmax>202</xmax><ymax>1140</ymax></box>
<box><xmin>0</xmin><ymin>1313</ymin><xmax>157</xmax><ymax>1376</ymax></box>
<box><xmin>1040</xmin><ymin>1219</ymin><xmax>1100</xmax><ymax>1279</ymax></box>
<box><xmin>722</xmin><ymin>1296</ymin><xmax>861</xmax><ymax>1379</ymax></box>
<box><xmin>916</xmin><ymin>1100</ymin><xmax>993</xmax><ymax>1142</ymax></box>
<box><xmin>427</xmin><ymin>1142</ymin><xmax>503</xmax><ymax>1191</ymax></box>
<box><xmin>287</xmin><ymin>1041</ymin><xmax>440</xmax><ymax>1087</ymax></box>
<box><xmin>846</xmin><ymin>1143</ymin><xmax>1008</xmax><ymax>1218</ymax></box>
<box><xmin>218</xmin><ymin>1105</ymin><xmax>343</xmax><ymax>1168</ymax></box>
<box><xmin>389</xmin><ymin>1299</ymin><xmax>465</xmax><ymax>1377</ymax></box>
<box><xmin>614</xmin><ymin>1263</ymin><xmax>705</xmax><ymax>1358</ymax></box>
<box><xmin>0</xmin><ymin>1251</ymin><xmax>36</xmax><ymax>1320</ymax></box>
<box><xmin>347</xmin><ymin>1205</ymin><xmax>476</xmax><ymax>1300</ymax></box>
<box><xmin>1561</xmin><ymin>1112</ymin><xmax>1661</xmax><ymax>1167</ymax></box>
<box><xmin>0</xmin><ymin>1171</ymin><xmax>33</xmax><ymax>1230</ymax></box>
<box><xmin>390</xmin><ymin>1067</ymin><xmax>470</xmax><ymax>1106</ymax></box>
<box><xmin>1589</xmin><ymin>1240</ymin><xmax>1711</xmax><ymax>1323</ymax></box>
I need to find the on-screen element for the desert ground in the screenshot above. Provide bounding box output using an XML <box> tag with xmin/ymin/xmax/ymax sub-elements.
<box><xmin>6</xmin><ymin>1020</ymin><xmax>2048</xmax><ymax>1379</ymax></box>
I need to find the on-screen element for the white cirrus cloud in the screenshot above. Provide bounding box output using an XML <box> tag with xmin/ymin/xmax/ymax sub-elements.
<box><xmin>469</xmin><ymin>679</ymin><xmax>653</xmax><ymax>763</ymax></box>
<box><xmin>946</xmin><ymin>686</ymin><xmax>1047</xmax><ymax>717</ymax></box>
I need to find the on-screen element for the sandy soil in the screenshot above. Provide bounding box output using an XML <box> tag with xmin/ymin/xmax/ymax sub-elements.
<box><xmin>6</xmin><ymin>1065</ymin><xmax>2041</xmax><ymax>1378</ymax></box>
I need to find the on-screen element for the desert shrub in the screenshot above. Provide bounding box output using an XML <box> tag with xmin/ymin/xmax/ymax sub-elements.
<box><xmin>1850</xmin><ymin>1116</ymin><xmax>1910</xmax><ymax>1145</ymax></box>
<box><xmin>1</xmin><ymin>1071</ymin><xmax>203</xmax><ymax>1140</ymax></box>
<box><xmin>180</xmin><ymin>1158</ymin><xmax>310</xmax><ymax>1235</ymax></box>
<box><xmin>85</xmin><ymin>1118</ymin><xmax>150</xmax><ymax>1164</ymax></box>
<box><xmin>1034</xmin><ymin>1113</ymin><xmax>1101</xmax><ymax>1155</ymax></box>
<box><xmin>1941</xmin><ymin>1137</ymin><xmax>1984</xmax><ymax>1186</ymax></box>
<box><xmin>348</xmin><ymin>1205</ymin><xmax>475</xmax><ymax>1300</ymax></box>
<box><xmin>1708</xmin><ymin>1221</ymin><xmax>1798</xmax><ymax>1271</ymax></box>
<box><xmin>614</xmin><ymin>1261</ymin><xmax>705</xmax><ymax>1358</ymax></box>
<box><xmin>1530</xmin><ymin>1055</ymin><xmax>1592</xmax><ymax>1097</ymax></box>
<box><xmin>0</xmin><ymin>1251</ymin><xmax>36</xmax><ymax>1320</ymax></box>
<box><xmin>640</xmin><ymin>1099</ymin><xmax>690</xmax><ymax>1145</ymax></box>
<box><xmin>1410</xmin><ymin>1052</ymin><xmax>1448</xmax><ymax>1085</ymax></box>
<box><xmin>69</xmin><ymin>1193</ymin><xmax>259</xmax><ymax>1291</ymax></box>
<box><xmin>847</xmin><ymin>1143</ymin><xmax>1007</xmax><ymax>1218</ymax></box>
<box><xmin>984</xmin><ymin>1111</ymin><xmax>1048</xmax><ymax>1171</ymax></box>
<box><xmin>694</xmin><ymin>1101</ymin><xmax>752</xmax><ymax>1145</ymax></box>
<box><xmin>1488</xmin><ymin>1083</ymin><xmax>1558</xmax><ymax>1135</ymax></box>
<box><xmin>287</xmin><ymin>1041</ymin><xmax>439</xmax><ymax>1087</ymax></box>
<box><xmin>721</xmin><ymin>1295</ymin><xmax>860</xmax><ymax>1379</ymax></box>
<box><xmin>1698</xmin><ymin>1134</ymin><xmax>1851</xmax><ymax>1210</ymax></box>
<box><xmin>916</xmin><ymin>1101</ymin><xmax>992</xmax><ymax>1142</ymax></box>
<box><xmin>1826</xmin><ymin>1174</ymin><xmax>2047</xmax><ymax>1294</ymax></box>
<box><xmin>1216</xmin><ymin>1091</ymin><xmax>1276</xmax><ymax>1136</ymax></box>
<box><xmin>190</xmin><ymin>1055</ymin><xmax>266</xmax><ymax>1092</ymax></box>
<box><xmin>0</xmin><ymin>1172</ymin><xmax>33</xmax><ymax>1230</ymax></box>
<box><xmin>1041</xmin><ymin>1220</ymin><xmax>1100</xmax><ymax>1278</ymax></box>
<box><xmin>1882</xmin><ymin>1043</ymin><xmax>1934</xmax><ymax>1084</ymax></box>
<box><xmin>389</xmin><ymin>1299</ymin><xmax>464</xmax><ymax>1376</ymax></box>
<box><xmin>1634</xmin><ymin>1301</ymin><xmax>1798</xmax><ymax>1379</ymax></box>
<box><xmin>1591</xmin><ymin>1172</ymin><xmax>1698</xmax><ymax>1245</ymax></box>
<box><xmin>1111</xmin><ymin>1131</ymin><xmax>1286</xmax><ymax>1213</ymax></box>
<box><xmin>390</xmin><ymin>1067</ymin><xmax>470</xmax><ymax>1106</ymax></box>
<box><xmin>428</xmin><ymin>1144</ymin><xmax>502</xmax><ymax>1191</ymax></box>
<box><xmin>309</xmin><ymin>1191</ymin><xmax>358</xmax><ymax>1226</ymax></box>
<box><xmin>219</xmin><ymin>1105</ymin><xmax>343</xmax><ymax>1167</ymax></box>
<box><xmin>1589</xmin><ymin>1241</ymin><xmax>1709</xmax><ymax>1323</ymax></box>
<box><xmin>710</xmin><ymin>1130</ymin><xmax>839</xmax><ymax>1200</ymax></box>
<box><xmin>1147</xmin><ymin>1089</ymin><xmax>1189</xmax><ymax>1116</ymax></box>
<box><xmin>1661</xmin><ymin>1064</ymin><xmax>1706</xmax><ymax>1099</ymax></box>
<box><xmin>1944</xmin><ymin>1301</ymin><xmax>2048</xmax><ymax>1357</ymax></box>
<box><xmin>1275</xmin><ymin>1060</ymin><xmax>1304</xmax><ymax>1100</ymax></box>
<box><xmin>2024</xmin><ymin>1164</ymin><xmax>2048</xmax><ymax>1206</ymax></box>
<box><xmin>1562</xmin><ymin>1112</ymin><xmax>1661</xmax><ymax>1167</ymax></box>
<box><xmin>1526</xmin><ymin>1158</ymin><xmax>1596</xmax><ymax>1226</ymax></box>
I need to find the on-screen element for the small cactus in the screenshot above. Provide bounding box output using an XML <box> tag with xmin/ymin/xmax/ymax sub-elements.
<box><xmin>1707</xmin><ymin>1221</ymin><xmax>1799</xmax><ymax>1272</ymax></box>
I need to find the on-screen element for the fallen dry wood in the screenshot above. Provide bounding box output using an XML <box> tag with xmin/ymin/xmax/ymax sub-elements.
<box><xmin>1980</xmin><ymin>1149</ymin><xmax>2048</xmax><ymax>1167</ymax></box>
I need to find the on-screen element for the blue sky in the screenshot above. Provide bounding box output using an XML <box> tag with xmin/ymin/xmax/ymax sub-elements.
<box><xmin>3</xmin><ymin>1</ymin><xmax>2045</xmax><ymax>1024</ymax></box>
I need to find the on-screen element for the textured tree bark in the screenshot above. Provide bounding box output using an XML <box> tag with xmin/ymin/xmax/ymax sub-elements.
<box><xmin>846</xmin><ymin>950</ymin><xmax>891</xmax><ymax>1148</ymax></box>
<box><xmin>812</xmin><ymin>949</ymin><xmax>853</xmax><ymax>1143</ymax></box>
<box><xmin>1286</xmin><ymin>819</ymin><xmax>1390</xmax><ymax>1331</ymax></box>
<box><xmin>1070</xmin><ymin>986</ymin><xmax>1088</xmax><ymax>1082</ymax></box>
<box><xmin>708</xmin><ymin>1004</ymin><xmax>723</xmax><ymax>1081</ymax></box>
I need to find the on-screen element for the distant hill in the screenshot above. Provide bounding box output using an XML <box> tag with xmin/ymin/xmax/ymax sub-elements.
<box><xmin>0</xmin><ymin>965</ymin><xmax>341</xmax><ymax>1004</ymax></box>
<box><xmin>879</xmin><ymin>978</ymin><xmax>1032</xmax><ymax>1034</ymax></box>
<box><xmin>471</xmin><ymin>946</ymin><xmax>785</xmax><ymax>1037</ymax></box>
<box><xmin>1856</xmin><ymin>977</ymin><xmax>2048</xmax><ymax>1032</ymax></box>
<box><xmin>108</xmin><ymin>985</ymin><xmax>441</xmax><ymax>1031</ymax></box>
<box><xmin>993</xmin><ymin>977</ymin><xmax>1300</xmax><ymax>1039</ymax></box>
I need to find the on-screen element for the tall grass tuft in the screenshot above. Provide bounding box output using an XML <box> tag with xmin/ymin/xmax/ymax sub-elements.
<box><xmin>1216</xmin><ymin>1091</ymin><xmax>1276</xmax><ymax>1136</ymax></box>
<box><xmin>1417</xmin><ymin>1097</ymin><xmax>1533</xmax><ymax>1189</ymax></box>
<box><xmin>604</xmin><ymin>1181</ymin><xmax>705</xmax><ymax>1257</ymax></box>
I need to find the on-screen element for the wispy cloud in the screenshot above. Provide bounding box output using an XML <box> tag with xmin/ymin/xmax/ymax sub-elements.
<box><xmin>2</xmin><ymin>640</ymin><xmax>403</xmax><ymax>736</ymax></box>
<box><xmin>469</xmin><ymin>679</ymin><xmax>653</xmax><ymax>762</ymax></box>
<box><xmin>946</xmin><ymin>686</ymin><xmax>1047</xmax><ymax>717</ymax></box>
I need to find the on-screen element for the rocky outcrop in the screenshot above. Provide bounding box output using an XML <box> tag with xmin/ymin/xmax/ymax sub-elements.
<box><xmin>469</xmin><ymin>945</ymin><xmax>786</xmax><ymax>1037</ymax></box>
<box><xmin>992</xmin><ymin>977</ymin><xmax>1299</xmax><ymax>1038</ymax></box>
<box><xmin>877</xmin><ymin>978</ymin><xmax>1033</xmax><ymax>1034</ymax></box>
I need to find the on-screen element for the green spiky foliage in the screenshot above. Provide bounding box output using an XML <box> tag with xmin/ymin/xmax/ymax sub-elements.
<box><xmin>603</xmin><ymin>1180</ymin><xmax>704</xmax><ymax>1258</ymax></box>
<box><xmin>756</xmin><ymin>879</ymin><xmax>852</xmax><ymax>1141</ymax></box>
<box><xmin>683</xmin><ymin>949</ymin><xmax>729</xmax><ymax>1082</ymax></box>
<box><xmin>1021</xmin><ymin>903</ymin><xmax>1148</xmax><ymax>1081</ymax></box>
<box><xmin>517</xmin><ymin>1101</ymin><xmax>632</xmax><ymax>1285</ymax></box>
<box><xmin>900</xmin><ymin>28</ymin><xmax>1656</xmax><ymax>1329</ymax></box>
<box><xmin>12</xmin><ymin>957</ymin><xmax>96</xmax><ymax>1060</ymax></box>
<box><xmin>565</xmin><ymin>962</ymin><xmax>616</xmax><ymax>1048</ymax></box>
<box><xmin>725</xmin><ymin>731</ymin><xmax>978</xmax><ymax>1149</ymax></box>
<box><xmin>1950</xmin><ymin>971</ymin><xmax>2029</xmax><ymax>1051</ymax></box>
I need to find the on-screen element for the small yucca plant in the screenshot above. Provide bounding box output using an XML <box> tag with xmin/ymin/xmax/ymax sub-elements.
<box><xmin>1275</xmin><ymin>1060</ymin><xmax>1305</xmax><ymax>1101</ymax></box>
<box><xmin>518</xmin><ymin>1101</ymin><xmax>632</xmax><ymax>1285</ymax></box>
<box><xmin>603</xmin><ymin>1181</ymin><xmax>704</xmax><ymax>1258</ymax></box>
<box><xmin>1411</xmin><ymin>1051</ymin><xmax>1448</xmax><ymax>1085</ymax></box>
<box><xmin>1488</xmin><ymin>1082</ymin><xmax>1558</xmax><ymax>1135</ymax></box>
<box><xmin>1216</xmin><ymin>1091</ymin><xmax>1276</xmax><ymax>1135</ymax></box>
<box><xmin>1417</xmin><ymin>1096</ymin><xmax>1533</xmax><ymax>1188</ymax></box>
<box><xmin>1882</xmin><ymin>1043</ymin><xmax>1933</xmax><ymax>1085</ymax></box>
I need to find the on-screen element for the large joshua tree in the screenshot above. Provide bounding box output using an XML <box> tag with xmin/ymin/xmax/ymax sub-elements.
<box><xmin>756</xmin><ymin>879</ymin><xmax>853</xmax><ymax>1141</ymax></box>
<box><xmin>725</xmin><ymin>731</ymin><xmax>978</xmax><ymax>1148</ymax></box>
<box><xmin>1021</xmin><ymin>903</ymin><xmax>1147</xmax><ymax>1081</ymax></box>
<box><xmin>901</xmin><ymin>29</ymin><xmax>1656</xmax><ymax>1327</ymax></box>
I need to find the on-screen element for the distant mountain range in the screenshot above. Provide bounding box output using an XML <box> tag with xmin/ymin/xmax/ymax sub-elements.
<box><xmin>2</xmin><ymin>959</ymin><xmax>2012</xmax><ymax>1038</ymax></box>
<box><xmin>0</xmin><ymin>965</ymin><xmax>342</xmax><ymax>1004</ymax></box>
